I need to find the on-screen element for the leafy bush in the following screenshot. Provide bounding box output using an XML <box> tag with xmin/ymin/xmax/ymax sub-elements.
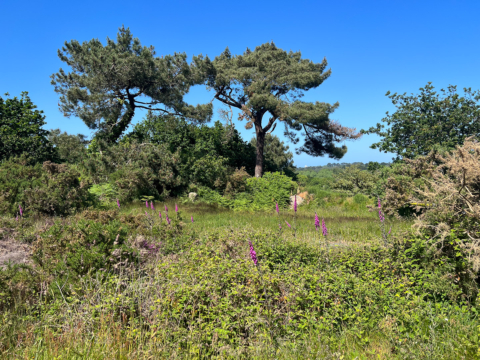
<box><xmin>81</xmin><ymin>141</ymin><xmax>180</xmax><ymax>202</ymax></box>
<box><xmin>0</xmin><ymin>92</ymin><xmax>57</xmax><ymax>163</ymax></box>
<box><xmin>0</xmin><ymin>157</ymin><xmax>91</xmax><ymax>216</ymax></box>
<box><xmin>245</xmin><ymin>172</ymin><xmax>297</xmax><ymax>210</ymax></box>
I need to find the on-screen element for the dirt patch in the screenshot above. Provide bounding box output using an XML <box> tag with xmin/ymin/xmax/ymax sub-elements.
<box><xmin>0</xmin><ymin>228</ymin><xmax>32</xmax><ymax>269</ymax></box>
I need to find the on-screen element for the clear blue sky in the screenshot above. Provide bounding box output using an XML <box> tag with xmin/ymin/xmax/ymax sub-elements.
<box><xmin>2</xmin><ymin>0</ymin><xmax>479</xmax><ymax>167</ymax></box>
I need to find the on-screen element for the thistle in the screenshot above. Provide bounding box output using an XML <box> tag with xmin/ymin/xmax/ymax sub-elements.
<box><xmin>248</xmin><ymin>241</ymin><xmax>258</xmax><ymax>266</ymax></box>
<box><xmin>315</xmin><ymin>212</ymin><xmax>320</xmax><ymax>230</ymax></box>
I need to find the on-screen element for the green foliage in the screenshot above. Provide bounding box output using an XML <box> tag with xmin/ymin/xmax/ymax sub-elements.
<box><xmin>250</xmin><ymin>133</ymin><xmax>296</xmax><ymax>176</ymax></box>
<box><xmin>0</xmin><ymin>157</ymin><xmax>91</xmax><ymax>216</ymax></box>
<box><xmin>88</xmin><ymin>183</ymin><xmax>118</xmax><ymax>208</ymax></box>
<box><xmin>126</xmin><ymin>114</ymin><xmax>256</xmax><ymax>187</ymax></box>
<box><xmin>0</xmin><ymin>92</ymin><xmax>56</xmax><ymax>163</ymax></box>
<box><xmin>331</xmin><ymin>164</ymin><xmax>378</xmax><ymax>196</ymax></box>
<box><xmin>81</xmin><ymin>141</ymin><xmax>180</xmax><ymax>202</ymax></box>
<box><xmin>361</xmin><ymin>83</ymin><xmax>480</xmax><ymax>161</ymax></box>
<box><xmin>246</xmin><ymin>172</ymin><xmax>297</xmax><ymax>210</ymax></box>
<box><xmin>47</xmin><ymin>129</ymin><xmax>88</xmax><ymax>164</ymax></box>
<box><xmin>196</xmin><ymin>42</ymin><xmax>361</xmax><ymax>176</ymax></box>
<box><xmin>51</xmin><ymin>26</ymin><xmax>212</xmax><ymax>142</ymax></box>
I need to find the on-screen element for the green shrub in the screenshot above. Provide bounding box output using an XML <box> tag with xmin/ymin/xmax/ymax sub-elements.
<box><xmin>0</xmin><ymin>157</ymin><xmax>91</xmax><ymax>216</ymax></box>
<box><xmin>246</xmin><ymin>172</ymin><xmax>297</xmax><ymax>210</ymax></box>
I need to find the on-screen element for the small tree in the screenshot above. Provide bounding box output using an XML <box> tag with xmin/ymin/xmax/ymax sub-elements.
<box><xmin>195</xmin><ymin>43</ymin><xmax>361</xmax><ymax>177</ymax></box>
<box><xmin>51</xmin><ymin>26</ymin><xmax>212</xmax><ymax>143</ymax></box>
<box><xmin>0</xmin><ymin>92</ymin><xmax>56</xmax><ymax>162</ymax></box>
<box><xmin>361</xmin><ymin>83</ymin><xmax>480</xmax><ymax>161</ymax></box>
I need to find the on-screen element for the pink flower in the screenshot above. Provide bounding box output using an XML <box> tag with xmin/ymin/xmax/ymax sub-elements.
<box><xmin>166</xmin><ymin>215</ymin><xmax>171</xmax><ymax>225</ymax></box>
<box><xmin>275</xmin><ymin>202</ymin><xmax>279</xmax><ymax>214</ymax></box>
<box><xmin>322</xmin><ymin>218</ymin><xmax>328</xmax><ymax>237</ymax></box>
<box><xmin>159</xmin><ymin>211</ymin><xmax>162</xmax><ymax>219</ymax></box>
<box><xmin>175</xmin><ymin>203</ymin><xmax>178</xmax><ymax>213</ymax></box>
<box><xmin>285</xmin><ymin>220</ymin><xmax>291</xmax><ymax>228</ymax></box>
<box><xmin>315</xmin><ymin>212</ymin><xmax>320</xmax><ymax>230</ymax></box>
<box><xmin>19</xmin><ymin>205</ymin><xmax>23</xmax><ymax>217</ymax></box>
<box><xmin>116</xmin><ymin>199</ymin><xmax>120</xmax><ymax>209</ymax></box>
<box><xmin>145</xmin><ymin>200</ymin><xmax>148</xmax><ymax>208</ymax></box>
<box><xmin>191</xmin><ymin>216</ymin><xmax>194</xmax><ymax>223</ymax></box>
<box><xmin>150</xmin><ymin>201</ymin><xmax>154</xmax><ymax>210</ymax></box>
<box><xmin>294</xmin><ymin>195</ymin><xmax>297</xmax><ymax>212</ymax></box>
<box><xmin>378</xmin><ymin>197</ymin><xmax>382</xmax><ymax>209</ymax></box>
<box><xmin>145</xmin><ymin>211</ymin><xmax>148</xmax><ymax>216</ymax></box>
<box><xmin>248</xmin><ymin>241</ymin><xmax>258</xmax><ymax>266</ymax></box>
<box><xmin>165</xmin><ymin>205</ymin><xmax>168</xmax><ymax>212</ymax></box>
<box><xmin>379</xmin><ymin>210</ymin><xmax>385</xmax><ymax>223</ymax></box>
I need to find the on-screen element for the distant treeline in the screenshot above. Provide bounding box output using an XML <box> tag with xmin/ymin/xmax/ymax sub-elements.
<box><xmin>296</xmin><ymin>162</ymin><xmax>391</xmax><ymax>172</ymax></box>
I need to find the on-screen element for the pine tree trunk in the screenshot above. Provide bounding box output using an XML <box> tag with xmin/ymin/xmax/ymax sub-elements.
<box><xmin>255</xmin><ymin>130</ymin><xmax>265</xmax><ymax>177</ymax></box>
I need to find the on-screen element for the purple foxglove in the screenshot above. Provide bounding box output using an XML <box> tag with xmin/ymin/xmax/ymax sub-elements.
<box><xmin>248</xmin><ymin>241</ymin><xmax>258</xmax><ymax>266</ymax></box>
<box><xmin>388</xmin><ymin>226</ymin><xmax>392</xmax><ymax>235</ymax></box>
<box><xmin>191</xmin><ymin>216</ymin><xmax>194</xmax><ymax>223</ymax></box>
<box><xmin>15</xmin><ymin>215</ymin><xmax>18</xmax><ymax>221</ymax></box>
<box><xmin>165</xmin><ymin>205</ymin><xmax>168</xmax><ymax>212</ymax></box>
<box><xmin>285</xmin><ymin>220</ymin><xmax>291</xmax><ymax>228</ymax></box>
<box><xmin>175</xmin><ymin>203</ymin><xmax>178</xmax><ymax>213</ymax></box>
<box><xmin>19</xmin><ymin>205</ymin><xmax>23</xmax><ymax>217</ymax></box>
<box><xmin>145</xmin><ymin>200</ymin><xmax>148</xmax><ymax>208</ymax></box>
<box><xmin>275</xmin><ymin>202</ymin><xmax>279</xmax><ymax>214</ymax></box>
<box><xmin>315</xmin><ymin>212</ymin><xmax>320</xmax><ymax>230</ymax></box>
<box><xmin>166</xmin><ymin>215</ymin><xmax>171</xmax><ymax>225</ymax></box>
<box><xmin>379</xmin><ymin>210</ymin><xmax>385</xmax><ymax>223</ymax></box>
<box><xmin>322</xmin><ymin>218</ymin><xmax>328</xmax><ymax>237</ymax></box>
<box><xmin>145</xmin><ymin>211</ymin><xmax>148</xmax><ymax>216</ymax></box>
<box><xmin>117</xmin><ymin>199</ymin><xmax>120</xmax><ymax>209</ymax></box>
<box><xmin>294</xmin><ymin>195</ymin><xmax>297</xmax><ymax>212</ymax></box>
<box><xmin>378</xmin><ymin>197</ymin><xmax>382</xmax><ymax>209</ymax></box>
<box><xmin>150</xmin><ymin>201</ymin><xmax>154</xmax><ymax>210</ymax></box>
<box><xmin>279</xmin><ymin>223</ymin><xmax>282</xmax><ymax>230</ymax></box>
<box><xmin>159</xmin><ymin>211</ymin><xmax>162</xmax><ymax>219</ymax></box>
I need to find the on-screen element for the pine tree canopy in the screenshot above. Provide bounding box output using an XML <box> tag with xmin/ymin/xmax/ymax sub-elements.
<box><xmin>194</xmin><ymin>42</ymin><xmax>361</xmax><ymax>176</ymax></box>
<box><xmin>51</xmin><ymin>26</ymin><xmax>213</xmax><ymax>143</ymax></box>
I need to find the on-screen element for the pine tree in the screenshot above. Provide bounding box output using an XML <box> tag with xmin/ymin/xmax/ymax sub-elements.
<box><xmin>51</xmin><ymin>26</ymin><xmax>212</xmax><ymax>143</ymax></box>
<box><xmin>195</xmin><ymin>43</ymin><xmax>361</xmax><ymax>177</ymax></box>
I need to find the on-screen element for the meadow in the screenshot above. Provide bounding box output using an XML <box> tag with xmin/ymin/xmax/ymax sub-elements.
<box><xmin>1</xmin><ymin>195</ymin><xmax>479</xmax><ymax>360</ymax></box>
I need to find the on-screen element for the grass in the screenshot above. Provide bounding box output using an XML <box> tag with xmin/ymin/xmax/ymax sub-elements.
<box><xmin>1</xmin><ymin>197</ymin><xmax>479</xmax><ymax>359</ymax></box>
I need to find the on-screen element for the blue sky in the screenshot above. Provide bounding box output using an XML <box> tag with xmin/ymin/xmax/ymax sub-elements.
<box><xmin>2</xmin><ymin>0</ymin><xmax>479</xmax><ymax>167</ymax></box>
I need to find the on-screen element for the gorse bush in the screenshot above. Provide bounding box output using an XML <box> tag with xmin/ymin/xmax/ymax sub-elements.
<box><xmin>0</xmin><ymin>157</ymin><xmax>91</xmax><ymax>216</ymax></box>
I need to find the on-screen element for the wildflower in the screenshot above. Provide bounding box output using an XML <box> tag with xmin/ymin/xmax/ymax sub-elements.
<box><xmin>159</xmin><ymin>211</ymin><xmax>162</xmax><ymax>219</ymax></box>
<box><xmin>116</xmin><ymin>199</ymin><xmax>120</xmax><ymax>209</ymax></box>
<box><xmin>285</xmin><ymin>220</ymin><xmax>291</xmax><ymax>228</ymax></box>
<box><xmin>166</xmin><ymin>215</ymin><xmax>171</xmax><ymax>225</ymax></box>
<box><xmin>145</xmin><ymin>200</ymin><xmax>148</xmax><ymax>208</ymax></box>
<box><xmin>315</xmin><ymin>212</ymin><xmax>320</xmax><ymax>230</ymax></box>
<box><xmin>175</xmin><ymin>203</ymin><xmax>178</xmax><ymax>213</ymax></box>
<box><xmin>150</xmin><ymin>201</ymin><xmax>154</xmax><ymax>210</ymax></box>
<box><xmin>275</xmin><ymin>202</ymin><xmax>279</xmax><ymax>214</ymax></box>
<box><xmin>19</xmin><ymin>205</ymin><xmax>23</xmax><ymax>217</ymax></box>
<box><xmin>279</xmin><ymin>223</ymin><xmax>282</xmax><ymax>230</ymax></box>
<box><xmin>145</xmin><ymin>211</ymin><xmax>148</xmax><ymax>216</ymax></box>
<box><xmin>378</xmin><ymin>197</ymin><xmax>382</xmax><ymax>209</ymax></box>
<box><xmin>294</xmin><ymin>195</ymin><xmax>297</xmax><ymax>213</ymax></box>
<box><xmin>322</xmin><ymin>218</ymin><xmax>328</xmax><ymax>237</ymax></box>
<box><xmin>165</xmin><ymin>205</ymin><xmax>168</xmax><ymax>213</ymax></box>
<box><xmin>388</xmin><ymin>226</ymin><xmax>392</xmax><ymax>235</ymax></box>
<box><xmin>15</xmin><ymin>215</ymin><xmax>18</xmax><ymax>221</ymax></box>
<box><xmin>379</xmin><ymin>210</ymin><xmax>385</xmax><ymax>223</ymax></box>
<box><xmin>191</xmin><ymin>216</ymin><xmax>194</xmax><ymax>223</ymax></box>
<box><xmin>248</xmin><ymin>241</ymin><xmax>258</xmax><ymax>266</ymax></box>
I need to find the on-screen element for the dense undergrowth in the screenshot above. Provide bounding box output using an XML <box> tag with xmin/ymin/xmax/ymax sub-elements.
<box><xmin>1</xmin><ymin>198</ymin><xmax>480</xmax><ymax>359</ymax></box>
